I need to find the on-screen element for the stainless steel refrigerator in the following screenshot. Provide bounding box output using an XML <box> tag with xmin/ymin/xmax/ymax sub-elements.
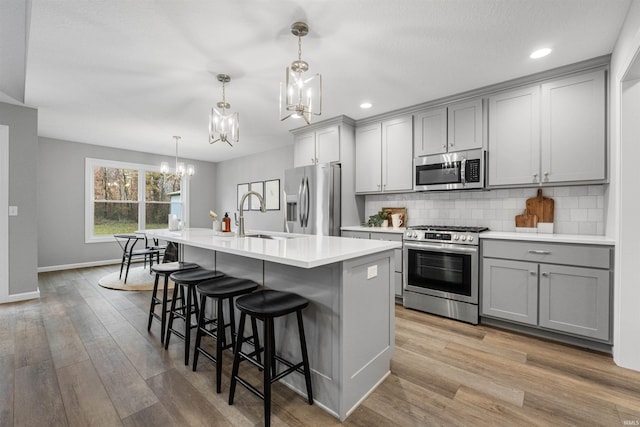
<box><xmin>284</xmin><ymin>164</ymin><xmax>341</xmax><ymax>236</ymax></box>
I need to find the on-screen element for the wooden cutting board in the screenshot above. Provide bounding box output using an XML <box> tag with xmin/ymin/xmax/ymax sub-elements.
<box><xmin>526</xmin><ymin>189</ymin><xmax>555</xmax><ymax>223</ymax></box>
<box><xmin>515</xmin><ymin>209</ymin><xmax>538</xmax><ymax>228</ymax></box>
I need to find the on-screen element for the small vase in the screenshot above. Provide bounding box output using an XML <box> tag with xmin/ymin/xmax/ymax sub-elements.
<box><xmin>381</xmin><ymin>220</ymin><xmax>389</xmax><ymax>228</ymax></box>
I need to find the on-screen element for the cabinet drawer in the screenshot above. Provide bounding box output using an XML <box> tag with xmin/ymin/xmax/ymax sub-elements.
<box><xmin>341</xmin><ymin>230</ymin><xmax>370</xmax><ymax>239</ymax></box>
<box><xmin>369</xmin><ymin>232</ymin><xmax>402</xmax><ymax>242</ymax></box>
<box><xmin>482</xmin><ymin>240</ymin><xmax>611</xmax><ymax>269</ymax></box>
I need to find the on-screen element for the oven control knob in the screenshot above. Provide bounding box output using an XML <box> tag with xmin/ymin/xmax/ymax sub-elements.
<box><xmin>460</xmin><ymin>235</ymin><xmax>467</xmax><ymax>241</ymax></box>
<box><xmin>468</xmin><ymin>235</ymin><xmax>474</xmax><ymax>242</ymax></box>
<box><xmin>453</xmin><ymin>234</ymin><xmax>459</xmax><ymax>240</ymax></box>
<box><xmin>406</xmin><ymin>231</ymin><xmax>412</xmax><ymax>238</ymax></box>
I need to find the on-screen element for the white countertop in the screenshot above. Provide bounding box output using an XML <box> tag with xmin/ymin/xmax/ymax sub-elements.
<box><xmin>481</xmin><ymin>231</ymin><xmax>615</xmax><ymax>245</ymax></box>
<box><xmin>341</xmin><ymin>225</ymin><xmax>406</xmax><ymax>234</ymax></box>
<box><xmin>145</xmin><ymin>228</ymin><xmax>401</xmax><ymax>269</ymax></box>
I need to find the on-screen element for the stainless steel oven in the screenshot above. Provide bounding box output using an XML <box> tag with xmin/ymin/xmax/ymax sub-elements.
<box><xmin>403</xmin><ymin>225</ymin><xmax>487</xmax><ymax>324</ymax></box>
<box><xmin>414</xmin><ymin>149</ymin><xmax>484</xmax><ymax>191</ymax></box>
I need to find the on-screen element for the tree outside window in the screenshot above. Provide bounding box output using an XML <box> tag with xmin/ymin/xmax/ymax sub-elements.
<box><xmin>86</xmin><ymin>159</ymin><xmax>183</xmax><ymax>241</ymax></box>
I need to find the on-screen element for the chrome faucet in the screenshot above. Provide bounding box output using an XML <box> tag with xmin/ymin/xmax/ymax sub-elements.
<box><xmin>238</xmin><ymin>190</ymin><xmax>266</xmax><ymax>237</ymax></box>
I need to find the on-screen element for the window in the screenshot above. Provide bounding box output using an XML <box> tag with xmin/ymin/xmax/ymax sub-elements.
<box><xmin>85</xmin><ymin>158</ymin><xmax>187</xmax><ymax>243</ymax></box>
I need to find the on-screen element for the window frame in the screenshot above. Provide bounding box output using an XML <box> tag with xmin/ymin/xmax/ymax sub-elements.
<box><xmin>85</xmin><ymin>158</ymin><xmax>189</xmax><ymax>243</ymax></box>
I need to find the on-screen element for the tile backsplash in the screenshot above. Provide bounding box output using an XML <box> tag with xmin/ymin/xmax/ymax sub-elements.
<box><xmin>365</xmin><ymin>185</ymin><xmax>606</xmax><ymax>235</ymax></box>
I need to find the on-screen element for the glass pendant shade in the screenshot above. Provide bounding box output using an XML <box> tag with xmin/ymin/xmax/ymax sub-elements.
<box><xmin>280</xmin><ymin>66</ymin><xmax>322</xmax><ymax>124</ymax></box>
<box><xmin>209</xmin><ymin>74</ymin><xmax>239</xmax><ymax>146</ymax></box>
<box><xmin>209</xmin><ymin>107</ymin><xmax>239</xmax><ymax>145</ymax></box>
<box><xmin>161</xmin><ymin>136</ymin><xmax>194</xmax><ymax>178</ymax></box>
<box><xmin>279</xmin><ymin>21</ymin><xmax>322</xmax><ymax>125</ymax></box>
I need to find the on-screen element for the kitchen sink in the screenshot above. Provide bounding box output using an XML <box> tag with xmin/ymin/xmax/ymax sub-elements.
<box><xmin>244</xmin><ymin>233</ymin><xmax>298</xmax><ymax>240</ymax></box>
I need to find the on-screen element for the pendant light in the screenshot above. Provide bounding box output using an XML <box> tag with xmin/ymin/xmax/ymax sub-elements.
<box><xmin>279</xmin><ymin>21</ymin><xmax>322</xmax><ymax>125</ymax></box>
<box><xmin>161</xmin><ymin>136</ymin><xmax>195</xmax><ymax>178</ymax></box>
<box><xmin>209</xmin><ymin>74</ymin><xmax>239</xmax><ymax>146</ymax></box>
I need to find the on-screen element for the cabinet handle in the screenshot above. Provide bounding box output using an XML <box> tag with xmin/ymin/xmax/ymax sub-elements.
<box><xmin>311</xmin><ymin>158</ymin><xmax>315</xmax><ymax>164</ymax></box>
<box><xmin>528</xmin><ymin>250</ymin><xmax>551</xmax><ymax>255</ymax></box>
<box><xmin>541</xmin><ymin>272</ymin><xmax>549</xmax><ymax>277</ymax></box>
<box><xmin>441</xmin><ymin>144</ymin><xmax>446</xmax><ymax>148</ymax></box>
<box><xmin>529</xmin><ymin>271</ymin><xmax>536</xmax><ymax>275</ymax></box>
<box><xmin>533</xmin><ymin>173</ymin><xmax>538</xmax><ymax>182</ymax></box>
<box><xmin>544</xmin><ymin>171</ymin><xmax>549</xmax><ymax>180</ymax></box>
<box><xmin>315</xmin><ymin>157</ymin><xmax>319</xmax><ymax>164</ymax></box>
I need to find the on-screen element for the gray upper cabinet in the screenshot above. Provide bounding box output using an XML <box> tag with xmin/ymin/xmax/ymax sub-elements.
<box><xmin>488</xmin><ymin>69</ymin><xmax>606</xmax><ymax>187</ymax></box>
<box><xmin>293</xmin><ymin>125</ymin><xmax>340</xmax><ymax>167</ymax></box>
<box><xmin>540</xmin><ymin>70</ymin><xmax>606</xmax><ymax>183</ymax></box>
<box><xmin>356</xmin><ymin>115</ymin><xmax>413</xmax><ymax>193</ymax></box>
<box><xmin>414</xmin><ymin>98</ymin><xmax>482</xmax><ymax>157</ymax></box>
<box><xmin>488</xmin><ymin>86</ymin><xmax>541</xmax><ymax>186</ymax></box>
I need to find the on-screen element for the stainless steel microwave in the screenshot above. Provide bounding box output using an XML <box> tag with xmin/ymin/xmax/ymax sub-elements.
<box><xmin>415</xmin><ymin>149</ymin><xmax>485</xmax><ymax>191</ymax></box>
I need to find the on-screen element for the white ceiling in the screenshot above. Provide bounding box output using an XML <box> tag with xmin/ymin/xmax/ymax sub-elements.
<box><xmin>4</xmin><ymin>0</ymin><xmax>633</xmax><ymax>162</ymax></box>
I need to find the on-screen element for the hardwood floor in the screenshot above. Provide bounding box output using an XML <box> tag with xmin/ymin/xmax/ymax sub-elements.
<box><xmin>2</xmin><ymin>265</ymin><xmax>640</xmax><ymax>426</ymax></box>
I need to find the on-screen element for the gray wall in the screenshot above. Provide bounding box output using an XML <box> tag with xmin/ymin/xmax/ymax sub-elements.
<box><xmin>38</xmin><ymin>137</ymin><xmax>217</xmax><ymax>269</ymax></box>
<box><xmin>1</xmin><ymin>102</ymin><xmax>38</xmax><ymax>295</ymax></box>
<box><xmin>214</xmin><ymin>145</ymin><xmax>293</xmax><ymax>232</ymax></box>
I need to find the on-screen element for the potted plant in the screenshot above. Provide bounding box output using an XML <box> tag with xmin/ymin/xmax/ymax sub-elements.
<box><xmin>367</xmin><ymin>210</ymin><xmax>390</xmax><ymax>227</ymax></box>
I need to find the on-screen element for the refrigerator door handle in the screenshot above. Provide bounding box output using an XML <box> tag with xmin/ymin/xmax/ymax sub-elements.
<box><xmin>302</xmin><ymin>176</ymin><xmax>309</xmax><ymax>227</ymax></box>
<box><xmin>297</xmin><ymin>179</ymin><xmax>305</xmax><ymax>228</ymax></box>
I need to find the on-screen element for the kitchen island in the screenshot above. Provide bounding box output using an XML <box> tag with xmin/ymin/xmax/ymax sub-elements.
<box><xmin>145</xmin><ymin>228</ymin><xmax>400</xmax><ymax>421</ymax></box>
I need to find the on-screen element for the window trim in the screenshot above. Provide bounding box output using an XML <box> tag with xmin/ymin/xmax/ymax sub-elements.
<box><xmin>85</xmin><ymin>158</ymin><xmax>189</xmax><ymax>243</ymax></box>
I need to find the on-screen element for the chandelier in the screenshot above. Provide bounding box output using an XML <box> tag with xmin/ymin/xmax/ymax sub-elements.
<box><xmin>279</xmin><ymin>21</ymin><xmax>322</xmax><ymax>125</ymax></box>
<box><xmin>161</xmin><ymin>136</ymin><xmax>195</xmax><ymax>178</ymax></box>
<box><xmin>209</xmin><ymin>74</ymin><xmax>239</xmax><ymax>146</ymax></box>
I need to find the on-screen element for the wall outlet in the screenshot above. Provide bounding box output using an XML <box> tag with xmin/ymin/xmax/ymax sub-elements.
<box><xmin>367</xmin><ymin>265</ymin><xmax>378</xmax><ymax>279</ymax></box>
<box><xmin>8</xmin><ymin>206</ymin><xmax>17</xmax><ymax>216</ymax></box>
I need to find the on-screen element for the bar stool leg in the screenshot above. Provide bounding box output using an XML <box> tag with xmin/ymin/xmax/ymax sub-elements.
<box><xmin>251</xmin><ymin>317</ymin><xmax>262</xmax><ymax>367</ymax></box>
<box><xmin>147</xmin><ymin>273</ymin><xmax>160</xmax><ymax>333</ymax></box>
<box><xmin>263</xmin><ymin>318</ymin><xmax>274</xmax><ymax>427</ymax></box>
<box><xmin>192</xmin><ymin>293</ymin><xmax>207</xmax><ymax>371</ymax></box>
<box><xmin>215</xmin><ymin>297</ymin><xmax>225</xmax><ymax>393</ymax></box>
<box><xmin>297</xmin><ymin>310</ymin><xmax>313</xmax><ymax>404</ymax></box>
<box><xmin>184</xmin><ymin>285</ymin><xmax>194</xmax><ymax>365</ymax></box>
<box><xmin>160</xmin><ymin>275</ymin><xmax>170</xmax><ymax>344</ymax></box>
<box><xmin>229</xmin><ymin>312</ymin><xmax>247</xmax><ymax>405</ymax></box>
<box><xmin>164</xmin><ymin>281</ymin><xmax>181</xmax><ymax>349</ymax></box>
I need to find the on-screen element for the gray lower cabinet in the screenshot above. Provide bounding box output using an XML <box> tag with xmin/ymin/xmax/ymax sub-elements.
<box><xmin>482</xmin><ymin>258</ymin><xmax>538</xmax><ymax>325</ymax></box>
<box><xmin>538</xmin><ymin>264</ymin><xmax>610</xmax><ymax>341</ymax></box>
<box><xmin>481</xmin><ymin>239</ymin><xmax>613</xmax><ymax>342</ymax></box>
<box><xmin>342</xmin><ymin>230</ymin><xmax>403</xmax><ymax>299</ymax></box>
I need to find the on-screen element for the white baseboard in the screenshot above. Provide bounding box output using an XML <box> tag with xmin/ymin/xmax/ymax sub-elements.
<box><xmin>0</xmin><ymin>289</ymin><xmax>40</xmax><ymax>304</ymax></box>
<box><xmin>38</xmin><ymin>259</ymin><xmax>121</xmax><ymax>273</ymax></box>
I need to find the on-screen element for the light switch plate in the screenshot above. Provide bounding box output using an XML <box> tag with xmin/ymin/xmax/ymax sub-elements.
<box><xmin>8</xmin><ymin>206</ymin><xmax>18</xmax><ymax>216</ymax></box>
<box><xmin>367</xmin><ymin>265</ymin><xmax>378</xmax><ymax>279</ymax></box>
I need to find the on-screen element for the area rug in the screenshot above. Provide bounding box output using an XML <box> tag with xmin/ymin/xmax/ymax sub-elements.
<box><xmin>98</xmin><ymin>266</ymin><xmax>174</xmax><ymax>291</ymax></box>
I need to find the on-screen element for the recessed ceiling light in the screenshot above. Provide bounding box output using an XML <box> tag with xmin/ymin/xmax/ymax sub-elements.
<box><xmin>530</xmin><ymin>48</ymin><xmax>552</xmax><ymax>59</ymax></box>
<box><xmin>360</xmin><ymin>102</ymin><xmax>372</xmax><ymax>109</ymax></box>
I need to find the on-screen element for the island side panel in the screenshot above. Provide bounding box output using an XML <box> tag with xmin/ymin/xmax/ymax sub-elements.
<box><xmin>341</xmin><ymin>250</ymin><xmax>395</xmax><ymax>419</ymax></box>
<box><xmin>262</xmin><ymin>260</ymin><xmax>343</xmax><ymax>419</ymax></box>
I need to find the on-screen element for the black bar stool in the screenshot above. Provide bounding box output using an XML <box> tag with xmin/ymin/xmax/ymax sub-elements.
<box><xmin>192</xmin><ymin>277</ymin><xmax>262</xmax><ymax>393</ymax></box>
<box><xmin>229</xmin><ymin>290</ymin><xmax>313</xmax><ymax>427</ymax></box>
<box><xmin>165</xmin><ymin>269</ymin><xmax>225</xmax><ymax>365</ymax></box>
<box><xmin>147</xmin><ymin>261</ymin><xmax>199</xmax><ymax>344</ymax></box>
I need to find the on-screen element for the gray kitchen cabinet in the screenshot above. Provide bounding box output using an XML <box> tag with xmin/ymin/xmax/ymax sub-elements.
<box><xmin>356</xmin><ymin>115</ymin><xmax>413</xmax><ymax>193</ymax></box>
<box><xmin>538</xmin><ymin>264</ymin><xmax>610</xmax><ymax>341</ymax></box>
<box><xmin>342</xmin><ymin>229</ymin><xmax>404</xmax><ymax>299</ymax></box>
<box><xmin>481</xmin><ymin>239</ymin><xmax>612</xmax><ymax>342</ymax></box>
<box><xmin>488</xmin><ymin>68</ymin><xmax>606</xmax><ymax>187</ymax></box>
<box><xmin>482</xmin><ymin>258</ymin><xmax>538</xmax><ymax>325</ymax></box>
<box><xmin>293</xmin><ymin>125</ymin><xmax>340</xmax><ymax>167</ymax></box>
<box><xmin>540</xmin><ymin>69</ymin><xmax>606</xmax><ymax>183</ymax></box>
<box><xmin>414</xmin><ymin>98</ymin><xmax>483</xmax><ymax>157</ymax></box>
<box><xmin>488</xmin><ymin>85</ymin><xmax>540</xmax><ymax>186</ymax></box>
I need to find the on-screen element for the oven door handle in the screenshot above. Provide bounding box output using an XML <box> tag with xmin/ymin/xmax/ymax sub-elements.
<box><xmin>404</xmin><ymin>241</ymin><xmax>478</xmax><ymax>254</ymax></box>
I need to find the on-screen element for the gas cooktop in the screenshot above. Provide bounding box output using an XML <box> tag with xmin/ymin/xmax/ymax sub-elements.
<box><xmin>404</xmin><ymin>225</ymin><xmax>489</xmax><ymax>245</ymax></box>
<box><xmin>408</xmin><ymin>225</ymin><xmax>489</xmax><ymax>233</ymax></box>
